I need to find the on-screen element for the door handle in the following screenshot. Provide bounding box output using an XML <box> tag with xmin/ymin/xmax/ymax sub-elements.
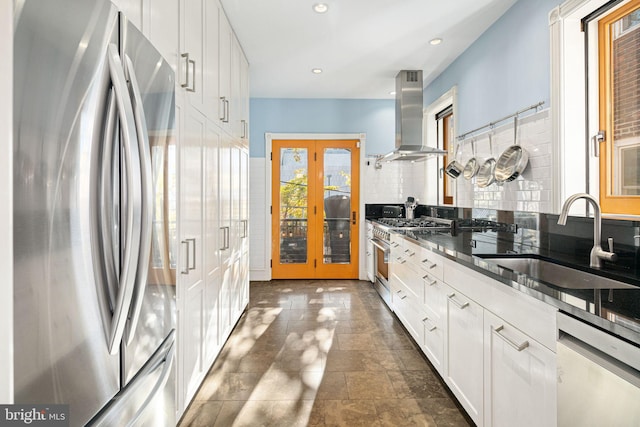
<box><xmin>123</xmin><ymin>54</ymin><xmax>155</xmax><ymax>345</ymax></box>
<box><xmin>188</xmin><ymin>59</ymin><xmax>196</xmax><ymax>93</ymax></box>
<box><xmin>493</xmin><ymin>325</ymin><xmax>529</xmax><ymax>352</ymax></box>
<box><xmin>181</xmin><ymin>53</ymin><xmax>190</xmax><ymax>89</ymax></box>
<box><xmin>90</xmin><ymin>330</ymin><xmax>176</xmax><ymax>427</ymax></box>
<box><xmin>106</xmin><ymin>43</ymin><xmax>143</xmax><ymax>355</ymax></box>
<box><xmin>447</xmin><ymin>293</ymin><xmax>469</xmax><ymax>309</ymax></box>
<box><xmin>181</xmin><ymin>240</ymin><xmax>190</xmax><ymax>274</ymax></box>
<box><xmin>352</xmin><ymin>211</ymin><xmax>356</xmax><ymax>225</ymax></box>
<box><xmin>187</xmin><ymin>238</ymin><xmax>196</xmax><ymax>270</ymax></box>
<box><xmin>219</xmin><ymin>97</ymin><xmax>226</xmax><ymax>121</ymax></box>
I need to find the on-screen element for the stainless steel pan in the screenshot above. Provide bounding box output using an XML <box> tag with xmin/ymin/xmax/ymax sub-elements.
<box><xmin>445</xmin><ymin>142</ymin><xmax>464</xmax><ymax>179</ymax></box>
<box><xmin>495</xmin><ymin>116</ymin><xmax>529</xmax><ymax>182</ymax></box>
<box><xmin>463</xmin><ymin>139</ymin><xmax>482</xmax><ymax>180</ymax></box>
<box><xmin>476</xmin><ymin>133</ymin><xmax>496</xmax><ymax>188</ymax></box>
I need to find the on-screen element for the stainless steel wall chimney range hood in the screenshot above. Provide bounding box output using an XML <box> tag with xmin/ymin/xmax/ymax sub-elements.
<box><xmin>379</xmin><ymin>70</ymin><xmax>446</xmax><ymax>163</ymax></box>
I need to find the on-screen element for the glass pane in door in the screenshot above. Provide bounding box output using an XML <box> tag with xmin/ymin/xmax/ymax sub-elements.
<box><xmin>323</xmin><ymin>148</ymin><xmax>351</xmax><ymax>264</ymax></box>
<box><xmin>279</xmin><ymin>148</ymin><xmax>308</xmax><ymax>264</ymax></box>
<box><xmin>611</xmin><ymin>7</ymin><xmax>640</xmax><ymax>195</ymax></box>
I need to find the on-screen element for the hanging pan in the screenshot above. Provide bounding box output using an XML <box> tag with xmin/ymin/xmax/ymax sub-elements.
<box><xmin>494</xmin><ymin>116</ymin><xmax>529</xmax><ymax>182</ymax></box>
<box><xmin>445</xmin><ymin>141</ymin><xmax>464</xmax><ymax>179</ymax></box>
<box><xmin>476</xmin><ymin>133</ymin><xmax>496</xmax><ymax>188</ymax></box>
<box><xmin>463</xmin><ymin>139</ymin><xmax>482</xmax><ymax>180</ymax></box>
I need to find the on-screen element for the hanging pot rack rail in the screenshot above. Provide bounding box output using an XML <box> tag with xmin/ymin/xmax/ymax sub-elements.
<box><xmin>456</xmin><ymin>101</ymin><xmax>545</xmax><ymax>142</ymax></box>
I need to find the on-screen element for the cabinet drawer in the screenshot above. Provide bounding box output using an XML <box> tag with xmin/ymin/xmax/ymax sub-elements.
<box><xmin>417</xmin><ymin>247</ymin><xmax>444</xmax><ymax>281</ymax></box>
<box><xmin>391</xmin><ymin>279</ymin><xmax>424</xmax><ymax>345</ymax></box>
<box><xmin>394</xmin><ymin>262</ymin><xmax>422</xmax><ymax>301</ymax></box>
<box><xmin>422</xmin><ymin>273</ymin><xmax>447</xmax><ymax>318</ymax></box>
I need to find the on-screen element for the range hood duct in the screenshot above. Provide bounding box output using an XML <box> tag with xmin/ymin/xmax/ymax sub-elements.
<box><xmin>380</xmin><ymin>70</ymin><xmax>446</xmax><ymax>162</ymax></box>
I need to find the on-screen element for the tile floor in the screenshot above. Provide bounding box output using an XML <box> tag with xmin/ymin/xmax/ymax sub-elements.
<box><xmin>179</xmin><ymin>280</ymin><xmax>473</xmax><ymax>427</ymax></box>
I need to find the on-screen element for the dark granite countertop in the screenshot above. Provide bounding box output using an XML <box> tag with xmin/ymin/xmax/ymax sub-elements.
<box><xmin>387</xmin><ymin>227</ymin><xmax>640</xmax><ymax>346</ymax></box>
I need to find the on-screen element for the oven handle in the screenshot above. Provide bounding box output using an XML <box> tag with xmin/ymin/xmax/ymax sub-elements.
<box><xmin>371</xmin><ymin>238</ymin><xmax>390</xmax><ymax>253</ymax></box>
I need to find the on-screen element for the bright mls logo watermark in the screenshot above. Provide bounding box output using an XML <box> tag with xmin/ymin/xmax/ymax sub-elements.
<box><xmin>0</xmin><ymin>405</ymin><xmax>68</xmax><ymax>427</ymax></box>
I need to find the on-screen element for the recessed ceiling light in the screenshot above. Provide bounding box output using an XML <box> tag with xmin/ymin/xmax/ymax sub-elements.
<box><xmin>312</xmin><ymin>68</ymin><xmax>323</xmax><ymax>74</ymax></box>
<box><xmin>430</xmin><ymin>38</ymin><xmax>443</xmax><ymax>46</ymax></box>
<box><xmin>313</xmin><ymin>3</ymin><xmax>329</xmax><ymax>13</ymax></box>
<box><xmin>389</xmin><ymin>91</ymin><xmax>396</xmax><ymax>95</ymax></box>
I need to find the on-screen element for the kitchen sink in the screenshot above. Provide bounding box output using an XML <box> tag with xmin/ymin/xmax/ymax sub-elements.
<box><xmin>478</xmin><ymin>255</ymin><xmax>637</xmax><ymax>290</ymax></box>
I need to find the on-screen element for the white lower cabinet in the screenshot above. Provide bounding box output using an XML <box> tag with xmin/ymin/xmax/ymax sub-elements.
<box><xmin>388</xmin><ymin>234</ymin><xmax>558</xmax><ymax>427</ymax></box>
<box><xmin>484</xmin><ymin>311</ymin><xmax>556</xmax><ymax>427</ymax></box>
<box><xmin>421</xmin><ymin>304</ymin><xmax>444</xmax><ymax>374</ymax></box>
<box><xmin>445</xmin><ymin>288</ymin><xmax>485</xmax><ymax>426</ymax></box>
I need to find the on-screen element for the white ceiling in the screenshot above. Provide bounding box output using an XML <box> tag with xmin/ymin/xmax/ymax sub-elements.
<box><xmin>220</xmin><ymin>0</ymin><xmax>517</xmax><ymax>99</ymax></box>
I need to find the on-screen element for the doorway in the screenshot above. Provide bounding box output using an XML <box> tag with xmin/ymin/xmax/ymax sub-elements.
<box><xmin>271</xmin><ymin>139</ymin><xmax>360</xmax><ymax>279</ymax></box>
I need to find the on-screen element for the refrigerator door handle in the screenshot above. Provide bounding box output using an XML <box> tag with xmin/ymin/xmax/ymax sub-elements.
<box><xmin>106</xmin><ymin>43</ymin><xmax>143</xmax><ymax>355</ymax></box>
<box><xmin>99</xmin><ymin>88</ymin><xmax>119</xmax><ymax>307</ymax></box>
<box><xmin>128</xmin><ymin>329</ymin><xmax>176</xmax><ymax>426</ymax></box>
<box><xmin>88</xmin><ymin>330</ymin><xmax>176</xmax><ymax>427</ymax></box>
<box><xmin>123</xmin><ymin>54</ymin><xmax>154</xmax><ymax>345</ymax></box>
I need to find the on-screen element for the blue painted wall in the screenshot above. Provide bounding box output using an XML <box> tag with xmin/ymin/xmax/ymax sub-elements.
<box><xmin>249</xmin><ymin>98</ymin><xmax>394</xmax><ymax>158</ymax></box>
<box><xmin>249</xmin><ymin>0</ymin><xmax>563</xmax><ymax>158</ymax></box>
<box><xmin>424</xmin><ymin>0</ymin><xmax>562</xmax><ymax>134</ymax></box>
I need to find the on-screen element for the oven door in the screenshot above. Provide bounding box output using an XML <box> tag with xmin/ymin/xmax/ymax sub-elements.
<box><xmin>371</xmin><ymin>238</ymin><xmax>391</xmax><ymax>308</ymax></box>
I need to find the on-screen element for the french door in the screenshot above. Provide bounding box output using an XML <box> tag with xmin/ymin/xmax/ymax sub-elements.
<box><xmin>272</xmin><ymin>139</ymin><xmax>360</xmax><ymax>279</ymax></box>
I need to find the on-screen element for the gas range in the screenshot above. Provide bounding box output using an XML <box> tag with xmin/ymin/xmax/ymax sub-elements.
<box><xmin>371</xmin><ymin>216</ymin><xmax>515</xmax><ymax>243</ymax></box>
<box><xmin>371</xmin><ymin>216</ymin><xmax>457</xmax><ymax>243</ymax></box>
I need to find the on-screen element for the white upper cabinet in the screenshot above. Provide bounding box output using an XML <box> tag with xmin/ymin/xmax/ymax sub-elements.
<box><xmin>218</xmin><ymin>5</ymin><xmax>249</xmax><ymax>140</ymax></box>
<box><xmin>180</xmin><ymin>0</ymin><xmax>205</xmax><ymax>111</ymax></box>
<box><xmin>239</xmin><ymin>47</ymin><xmax>250</xmax><ymax>144</ymax></box>
<box><xmin>146</xmin><ymin>0</ymin><xmax>180</xmax><ymax>75</ymax></box>
<box><xmin>203</xmin><ymin>1</ymin><xmax>220</xmax><ymax>120</ymax></box>
<box><xmin>218</xmin><ymin>9</ymin><xmax>232</xmax><ymax>131</ymax></box>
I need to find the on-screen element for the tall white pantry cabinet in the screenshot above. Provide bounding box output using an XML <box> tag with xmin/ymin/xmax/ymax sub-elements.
<box><xmin>113</xmin><ymin>0</ymin><xmax>251</xmax><ymax>417</ymax></box>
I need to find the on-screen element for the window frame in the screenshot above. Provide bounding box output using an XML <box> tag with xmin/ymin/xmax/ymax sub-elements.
<box><xmin>424</xmin><ymin>86</ymin><xmax>457</xmax><ymax>206</ymax></box>
<box><xmin>550</xmin><ymin>0</ymin><xmax>640</xmax><ymax>217</ymax></box>
<box><xmin>597</xmin><ymin>0</ymin><xmax>640</xmax><ymax>213</ymax></box>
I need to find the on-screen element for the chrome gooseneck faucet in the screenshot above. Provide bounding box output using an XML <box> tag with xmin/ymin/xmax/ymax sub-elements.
<box><xmin>557</xmin><ymin>193</ymin><xmax>617</xmax><ymax>269</ymax></box>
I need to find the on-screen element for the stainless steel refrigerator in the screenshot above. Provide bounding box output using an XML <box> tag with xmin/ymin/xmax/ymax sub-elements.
<box><xmin>13</xmin><ymin>0</ymin><xmax>177</xmax><ymax>425</ymax></box>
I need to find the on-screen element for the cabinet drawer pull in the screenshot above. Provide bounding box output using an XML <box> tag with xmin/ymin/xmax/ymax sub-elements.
<box><xmin>396</xmin><ymin>257</ymin><xmax>406</xmax><ymax>264</ymax></box>
<box><xmin>396</xmin><ymin>290</ymin><xmax>407</xmax><ymax>300</ymax></box>
<box><xmin>447</xmin><ymin>293</ymin><xmax>469</xmax><ymax>309</ymax></box>
<box><xmin>405</xmin><ymin>249</ymin><xmax>416</xmax><ymax>257</ymax></box>
<box><xmin>422</xmin><ymin>316</ymin><xmax>437</xmax><ymax>331</ymax></box>
<box><xmin>422</xmin><ymin>258</ymin><xmax>437</xmax><ymax>269</ymax></box>
<box><xmin>493</xmin><ymin>325</ymin><xmax>529</xmax><ymax>352</ymax></box>
<box><xmin>423</xmin><ymin>275</ymin><xmax>437</xmax><ymax>286</ymax></box>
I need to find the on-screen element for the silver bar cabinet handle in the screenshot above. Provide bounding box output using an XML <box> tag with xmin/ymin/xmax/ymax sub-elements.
<box><xmin>181</xmin><ymin>53</ymin><xmax>190</xmax><ymax>89</ymax></box>
<box><xmin>422</xmin><ymin>316</ymin><xmax>437</xmax><ymax>332</ymax></box>
<box><xmin>493</xmin><ymin>325</ymin><xmax>529</xmax><ymax>352</ymax></box>
<box><xmin>187</xmin><ymin>238</ymin><xmax>196</xmax><ymax>270</ymax></box>
<box><xmin>188</xmin><ymin>59</ymin><xmax>196</xmax><ymax>92</ymax></box>
<box><xmin>219</xmin><ymin>96</ymin><xmax>226</xmax><ymax>121</ymax></box>
<box><xmin>447</xmin><ymin>293</ymin><xmax>469</xmax><ymax>309</ymax></box>
<box><xmin>181</xmin><ymin>240</ymin><xmax>190</xmax><ymax>274</ymax></box>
